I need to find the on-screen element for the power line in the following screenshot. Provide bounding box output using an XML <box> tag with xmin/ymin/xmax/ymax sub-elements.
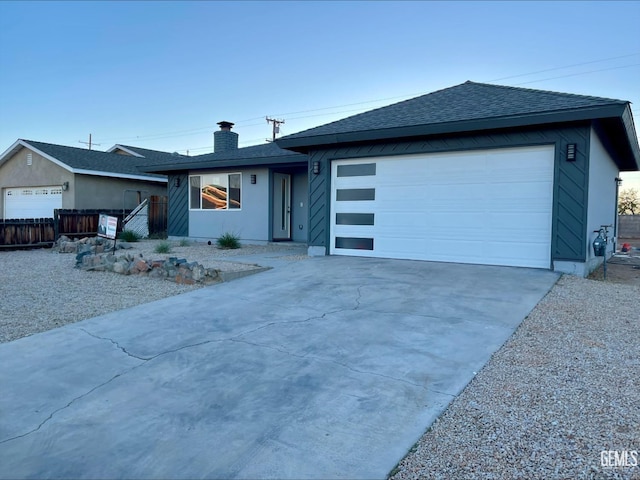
<box><xmin>92</xmin><ymin>52</ymin><xmax>640</xmax><ymax>147</ymax></box>
<box><xmin>486</xmin><ymin>52</ymin><xmax>640</xmax><ymax>83</ymax></box>
<box><xmin>512</xmin><ymin>63</ymin><xmax>640</xmax><ymax>86</ymax></box>
<box><xmin>95</xmin><ymin>125</ymin><xmax>213</xmax><ymax>143</ymax></box>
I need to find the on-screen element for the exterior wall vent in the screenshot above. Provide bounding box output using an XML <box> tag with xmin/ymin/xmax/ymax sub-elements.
<box><xmin>27</xmin><ymin>153</ymin><xmax>33</xmax><ymax>166</ymax></box>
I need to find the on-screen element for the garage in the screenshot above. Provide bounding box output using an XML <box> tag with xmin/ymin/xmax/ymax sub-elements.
<box><xmin>330</xmin><ymin>145</ymin><xmax>555</xmax><ymax>268</ymax></box>
<box><xmin>4</xmin><ymin>186</ymin><xmax>63</xmax><ymax>219</ymax></box>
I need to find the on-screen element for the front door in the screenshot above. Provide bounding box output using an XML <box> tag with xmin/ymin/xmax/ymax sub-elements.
<box><xmin>272</xmin><ymin>173</ymin><xmax>291</xmax><ymax>240</ymax></box>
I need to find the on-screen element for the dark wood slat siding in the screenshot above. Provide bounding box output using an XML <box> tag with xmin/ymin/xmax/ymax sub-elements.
<box><xmin>167</xmin><ymin>173</ymin><xmax>188</xmax><ymax>237</ymax></box>
<box><xmin>308</xmin><ymin>124</ymin><xmax>591</xmax><ymax>262</ymax></box>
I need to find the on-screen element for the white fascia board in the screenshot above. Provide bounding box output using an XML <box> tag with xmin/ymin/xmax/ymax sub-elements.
<box><xmin>0</xmin><ymin>139</ymin><xmax>24</xmax><ymax>167</ymax></box>
<box><xmin>106</xmin><ymin>145</ymin><xmax>145</xmax><ymax>157</ymax></box>
<box><xmin>1</xmin><ymin>140</ymin><xmax>75</xmax><ymax>173</ymax></box>
<box><xmin>72</xmin><ymin>168</ymin><xmax>168</xmax><ymax>183</ymax></box>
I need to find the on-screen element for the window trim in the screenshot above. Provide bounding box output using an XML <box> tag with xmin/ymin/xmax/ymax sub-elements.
<box><xmin>189</xmin><ymin>172</ymin><xmax>242</xmax><ymax>211</ymax></box>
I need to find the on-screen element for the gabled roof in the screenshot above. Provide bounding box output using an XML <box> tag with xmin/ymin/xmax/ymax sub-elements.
<box><xmin>0</xmin><ymin>139</ymin><xmax>167</xmax><ymax>182</ymax></box>
<box><xmin>277</xmin><ymin>81</ymin><xmax>639</xmax><ymax>170</ymax></box>
<box><xmin>142</xmin><ymin>141</ymin><xmax>306</xmax><ymax>173</ymax></box>
<box><xmin>107</xmin><ymin>144</ymin><xmax>186</xmax><ymax>164</ymax></box>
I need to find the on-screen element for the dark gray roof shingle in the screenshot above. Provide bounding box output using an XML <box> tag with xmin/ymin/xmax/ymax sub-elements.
<box><xmin>277</xmin><ymin>81</ymin><xmax>629</xmax><ymax>146</ymax></box>
<box><xmin>23</xmin><ymin>140</ymin><xmax>166</xmax><ymax>179</ymax></box>
<box><xmin>112</xmin><ymin>145</ymin><xmax>187</xmax><ymax>165</ymax></box>
<box><xmin>141</xmin><ymin>141</ymin><xmax>306</xmax><ymax>173</ymax></box>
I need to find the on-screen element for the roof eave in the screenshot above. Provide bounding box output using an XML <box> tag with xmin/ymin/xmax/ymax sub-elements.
<box><xmin>72</xmin><ymin>169</ymin><xmax>167</xmax><ymax>182</ymax></box>
<box><xmin>0</xmin><ymin>139</ymin><xmax>29</xmax><ymax>167</ymax></box>
<box><xmin>620</xmin><ymin>104</ymin><xmax>640</xmax><ymax>171</ymax></box>
<box><xmin>0</xmin><ymin>140</ymin><xmax>75</xmax><ymax>173</ymax></box>
<box><xmin>141</xmin><ymin>154</ymin><xmax>307</xmax><ymax>173</ymax></box>
<box><xmin>277</xmin><ymin>105</ymin><xmax>628</xmax><ymax>152</ymax></box>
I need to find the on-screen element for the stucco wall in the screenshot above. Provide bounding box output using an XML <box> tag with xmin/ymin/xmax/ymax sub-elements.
<box><xmin>586</xmin><ymin>128</ymin><xmax>619</xmax><ymax>266</ymax></box>
<box><xmin>189</xmin><ymin>168</ymin><xmax>270</xmax><ymax>242</ymax></box>
<box><xmin>0</xmin><ymin>146</ymin><xmax>74</xmax><ymax>217</ymax></box>
<box><xmin>0</xmin><ymin>145</ymin><xmax>167</xmax><ymax>217</ymax></box>
<box><xmin>74</xmin><ymin>174</ymin><xmax>167</xmax><ymax>210</ymax></box>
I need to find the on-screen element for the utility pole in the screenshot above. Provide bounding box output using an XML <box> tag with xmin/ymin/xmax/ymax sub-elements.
<box><xmin>266</xmin><ymin>117</ymin><xmax>285</xmax><ymax>142</ymax></box>
<box><xmin>79</xmin><ymin>134</ymin><xmax>101</xmax><ymax>150</ymax></box>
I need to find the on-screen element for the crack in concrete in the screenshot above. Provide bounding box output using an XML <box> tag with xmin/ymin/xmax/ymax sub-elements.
<box><xmin>80</xmin><ymin>328</ymin><xmax>226</xmax><ymax>362</ymax></box>
<box><xmin>80</xmin><ymin>328</ymin><xmax>149</xmax><ymax>360</ymax></box>
<box><xmin>3</xmin><ymin>284</ymin><xmax>456</xmax><ymax>445</ymax></box>
<box><xmin>355</xmin><ymin>286</ymin><xmax>363</xmax><ymax>310</ymax></box>
<box><xmin>0</xmin><ymin>332</ymin><xmax>223</xmax><ymax>445</ymax></box>
<box><xmin>229</xmin><ymin>307</ymin><xmax>349</xmax><ymax>340</ymax></box>
<box><xmin>227</xmin><ymin>287</ymin><xmax>458</xmax><ymax>398</ymax></box>
<box><xmin>0</xmin><ymin>365</ymin><xmax>140</xmax><ymax>445</ymax></box>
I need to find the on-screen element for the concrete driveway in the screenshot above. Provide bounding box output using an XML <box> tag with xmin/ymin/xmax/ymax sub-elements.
<box><xmin>0</xmin><ymin>256</ymin><xmax>559</xmax><ymax>479</ymax></box>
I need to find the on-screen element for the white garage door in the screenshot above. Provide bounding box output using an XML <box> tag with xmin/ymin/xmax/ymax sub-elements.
<box><xmin>330</xmin><ymin>145</ymin><xmax>555</xmax><ymax>268</ymax></box>
<box><xmin>4</xmin><ymin>186</ymin><xmax>63</xmax><ymax>219</ymax></box>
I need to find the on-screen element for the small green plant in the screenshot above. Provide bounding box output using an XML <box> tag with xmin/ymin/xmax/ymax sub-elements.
<box><xmin>178</xmin><ymin>238</ymin><xmax>191</xmax><ymax>247</ymax></box>
<box><xmin>216</xmin><ymin>232</ymin><xmax>241</xmax><ymax>249</ymax></box>
<box><xmin>154</xmin><ymin>241</ymin><xmax>172</xmax><ymax>254</ymax></box>
<box><xmin>118</xmin><ymin>230</ymin><xmax>142</xmax><ymax>242</ymax></box>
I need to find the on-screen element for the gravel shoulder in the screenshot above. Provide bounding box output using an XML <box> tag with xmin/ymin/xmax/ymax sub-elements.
<box><xmin>389</xmin><ymin>275</ymin><xmax>639</xmax><ymax>480</ymax></box>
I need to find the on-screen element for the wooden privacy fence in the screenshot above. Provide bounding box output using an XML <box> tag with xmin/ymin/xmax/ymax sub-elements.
<box><xmin>1</xmin><ymin>197</ymin><xmax>168</xmax><ymax>247</ymax></box>
<box><xmin>148</xmin><ymin>195</ymin><xmax>168</xmax><ymax>237</ymax></box>
<box><xmin>55</xmin><ymin>209</ymin><xmax>127</xmax><ymax>238</ymax></box>
<box><xmin>0</xmin><ymin>218</ymin><xmax>55</xmax><ymax>248</ymax></box>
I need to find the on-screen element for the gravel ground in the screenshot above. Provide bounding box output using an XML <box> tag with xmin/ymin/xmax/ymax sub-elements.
<box><xmin>389</xmin><ymin>275</ymin><xmax>640</xmax><ymax>480</ymax></box>
<box><xmin>0</xmin><ymin>240</ymin><xmax>306</xmax><ymax>344</ymax></box>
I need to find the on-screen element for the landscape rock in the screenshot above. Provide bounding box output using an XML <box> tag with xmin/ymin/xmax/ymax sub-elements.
<box><xmin>134</xmin><ymin>259</ymin><xmax>149</xmax><ymax>272</ymax></box>
<box><xmin>75</xmin><ymin>252</ymin><xmax>220</xmax><ymax>285</ymax></box>
<box><xmin>112</xmin><ymin>262</ymin><xmax>126</xmax><ymax>274</ymax></box>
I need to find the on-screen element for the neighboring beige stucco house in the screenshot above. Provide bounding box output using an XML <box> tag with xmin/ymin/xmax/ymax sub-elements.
<box><xmin>0</xmin><ymin>140</ymin><xmax>175</xmax><ymax>219</ymax></box>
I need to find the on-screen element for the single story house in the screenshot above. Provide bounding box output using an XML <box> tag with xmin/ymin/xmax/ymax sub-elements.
<box><xmin>273</xmin><ymin>81</ymin><xmax>639</xmax><ymax>277</ymax></box>
<box><xmin>142</xmin><ymin>122</ymin><xmax>309</xmax><ymax>243</ymax></box>
<box><xmin>0</xmin><ymin>139</ymin><xmax>170</xmax><ymax>219</ymax></box>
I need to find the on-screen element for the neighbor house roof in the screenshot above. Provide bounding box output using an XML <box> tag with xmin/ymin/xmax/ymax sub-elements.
<box><xmin>107</xmin><ymin>144</ymin><xmax>186</xmax><ymax>164</ymax></box>
<box><xmin>277</xmin><ymin>81</ymin><xmax>639</xmax><ymax>170</ymax></box>
<box><xmin>0</xmin><ymin>139</ymin><xmax>167</xmax><ymax>182</ymax></box>
<box><xmin>142</xmin><ymin>141</ymin><xmax>306</xmax><ymax>173</ymax></box>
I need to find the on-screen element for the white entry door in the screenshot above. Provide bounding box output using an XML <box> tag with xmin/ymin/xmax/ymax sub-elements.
<box><xmin>4</xmin><ymin>186</ymin><xmax>63</xmax><ymax>219</ymax></box>
<box><xmin>272</xmin><ymin>173</ymin><xmax>291</xmax><ymax>240</ymax></box>
<box><xmin>330</xmin><ymin>145</ymin><xmax>555</xmax><ymax>268</ymax></box>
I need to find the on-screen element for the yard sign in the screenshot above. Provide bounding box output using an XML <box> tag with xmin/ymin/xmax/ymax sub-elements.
<box><xmin>97</xmin><ymin>214</ymin><xmax>118</xmax><ymax>240</ymax></box>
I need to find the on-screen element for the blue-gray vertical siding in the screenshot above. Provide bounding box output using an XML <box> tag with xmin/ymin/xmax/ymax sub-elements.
<box><xmin>167</xmin><ymin>173</ymin><xmax>188</xmax><ymax>237</ymax></box>
<box><xmin>308</xmin><ymin>124</ymin><xmax>591</xmax><ymax>262</ymax></box>
<box><xmin>553</xmin><ymin>127</ymin><xmax>590</xmax><ymax>261</ymax></box>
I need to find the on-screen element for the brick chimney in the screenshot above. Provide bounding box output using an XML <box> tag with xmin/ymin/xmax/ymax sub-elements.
<box><xmin>214</xmin><ymin>121</ymin><xmax>239</xmax><ymax>153</ymax></box>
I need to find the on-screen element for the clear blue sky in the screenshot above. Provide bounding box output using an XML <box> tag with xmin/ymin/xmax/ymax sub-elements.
<box><xmin>1</xmin><ymin>1</ymin><xmax>639</xmax><ymax>187</ymax></box>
